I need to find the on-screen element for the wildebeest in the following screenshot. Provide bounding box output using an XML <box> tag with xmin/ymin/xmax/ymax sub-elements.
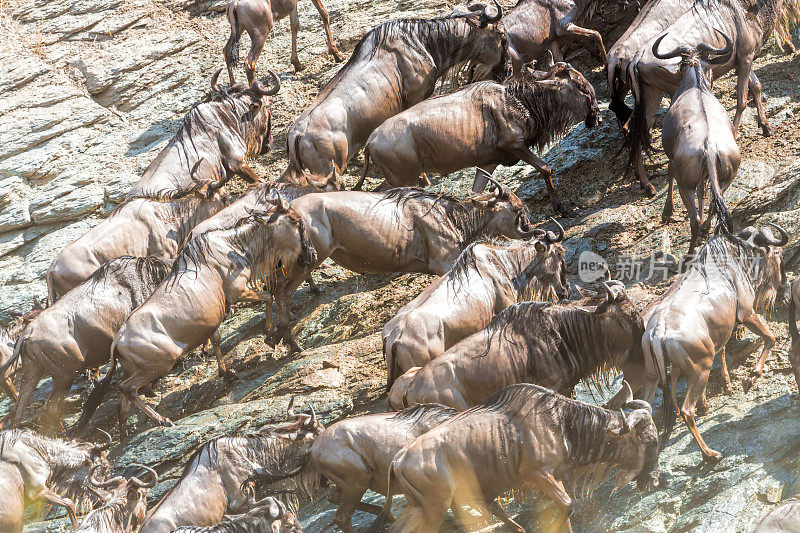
<box><xmin>73</xmin><ymin>199</ymin><xmax>317</xmax><ymax>438</ymax></box>
<box><xmin>271</xmin><ymin>184</ymin><xmax>535</xmax><ymax>351</ymax></box>
<box><xmin>305</xmin><ymin>404</ymin><xmax>457</xmax><ymax>532</ymax></box>
<box><xmin>171</xmin><ymin>497</ymin><xmax>301</xmax><ymax>532</ymax></box>
<box><xmin>389</xmin><ymin>280</ymin><xmax>644</xmax><ymax>411</ymax></box>
<box><xmin>74</xmin><ymin>464</ymin><xmax>158</xmax><ymax>533</ymax></box>
<box><xmin>755</xmin><ymin>501</ymin><xmax>800</xmax><ymax>532</ymax></box>
<box><xmin>140</xmin><ymin>399</ymin><xmax>321</xmax><ymax>533</ymax></box>
<box><xmin>0</xmin><ymin>429</ymin><xmax>111</xmax><ymax>532</ymax></box>
<box><xmin>642</xmin><ymin>225</ymin><xmax>789</xmax><ymax>461</ymax></box>
<box><xmin>285</xmin><ymin>1</ymin><xmax>517</xmax><ymax>176</ymax></box>
<box><xmin>46</xmin><ymin>70</ymin><xmax>279</xmax><ymax>301</ymax></box>
<box><xmin>606</xmin><ymin>0</ymin><xmax>790</xmax><ymax>193</ymax></box>
<box><xmin>369</xmin><ymin>383</ymin><xmax>659</xmax><ymax>533</ymax></box>
<box><xmin>1</xmin><ymin>257</ymin><xmax>171</xmax><ymax>433</ymax></box>
<box><xmin>224</xmin><ymin>0</ymin><xmax>342</xmax><ymax>82</ymax></box>
<box><xmin>0</xmin><ymin>300</ymin><xmax>44</xmax><ymax>401</ymax></box>
<box><xmin>657</xmin><ymin>32</ymin><xmax>741</xmax><ymax>256</ymax></box>
<box><xmin>356</xmin><ymin>63</ymin><xmax>600</xmax><ymax>214</ymax></box>
<box><xmin>382</xmin><ymin>225</ymin><xmax>568</xmax><ymax>390</ymax></box>
<box><xmin>503</xmin><ymin>0</ymin><xmax>607</xmax><ymax>67</ymax></box>
<box><xmin>789</xmin><ymin>276</ymin><xmax>800</xmax><ymax>389</ymax></box>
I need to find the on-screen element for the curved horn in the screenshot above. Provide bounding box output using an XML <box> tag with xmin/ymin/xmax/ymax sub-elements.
<box><xmin>620</xmin><ymin>380</ymin><xmax>634</xmax><ymax>405</ymax></box>
<box><xmin>651</xmin><ymin>33</ymin><xmax>693</xmax><ymax>60</ymax></box>
<box><xmin>625</xmin><ymin>408</ymin><xmax>653</xmax><ymax>431</ymax></box>
<box><xmin>516</xmin><ymin>213</ymin><xmax>546</xmax><ymax>240</ymax></box>
<box><xmin>89</xmin><ymin>466</ymin><xmax>124</xmax><ymax>489</ymax></box>
<box><xmin>545</xmin><ymin>217</ymin><xmax>565</xmax><ymax>244</ymax></box>
<box><xmin>95</xmin><ymin>429</ymin><xmax>113</xmax><ymax>452</ymax></box>
<box><xmin>754</xmin><ymin>223</ymin><xmax>790</xmax><ymax>248</ymax></box>
<box><xmin>286</xmin><ymin>396</ymin><xmax>296</xmax><ymax>419</ymax></box>
<box><xmin>624</xmin><ymin>399</ymin><xmax>653</xmax><ymax>413</ymax></box>
<box><xmin>482</xmin><ymin>172</ymin><xmax>510</xmax><ymax>199</ymax></box>
<box><xmin>600</xmin><ymin>280</ymin><xmax>614</xmax><ymax>301</ymax></box>
<box><xmin>211</xmin><ymin>68</ymin><xmax>223</xmax><ymax>93</ymax></box>
<box><xmin>129</xmin><ymin>464</ymin><xmax>158</xmax><ymax>489</ymax></box>
<box><xmin>698</xmin><ymin>29</ymin><xmax>733</xmax><ymax>64</ymax></box>
<box><xmin>306</xmin><ymin>404</ymin><xmax>317</xmax><ymax>427</ymax></box>
<box><xmin>484</xmin><ymin>0</ymin><xmax>503</xmax><ymax>22</ymax></box>
<box><xmin>252</xmin><ymin>70</ymin><xmax>280</xmax><ymax>96</ymax></box>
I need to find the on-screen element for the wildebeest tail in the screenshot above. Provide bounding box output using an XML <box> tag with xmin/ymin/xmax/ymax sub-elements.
<box><xmin>704</xmin><ymin>148</ymin><xmax>733</xmax><ymax>235</ymax></box>
<box><xmin>0</xmin><ymin>335</ymin><xmax>26</xmax><ymax>377</ymax></box>
<box><xmin>46</xmin><ymin>268</ymin><xmax>58</xmax><ymax>304</ymax></box>
<box><xmin>353</xmin><ymin>147</ymin><xmax>371</xmax><ymax>191</ymax></box>
<box><xmin>790</xmin><ymin>292</ymin><xmax>798</xmax><ymax>344</ymax></box>
<box><xmin>621</xmin><ymin>64</ymin><xmax>653</xmax><ymax>170</ymax></box>
<box><xmin>290</xmin><ymin>135</ymin><xmax>305</xmax><ymax>172</ymax></box>
<box><xmin>365</xmin><ymin>460</ymin><xmax>396</xmax><ymax>533</ymax></box>
<box><xmin>652</xmin><ymin>336</ymin><xmax>675</xmax><ymax>449</ymax></box>
<box><xmin>225</xmin><ymin>6</ymin><xmax>241</xmax><ymax>69</ymax></box>
<box><xmin>72</xmin><ymin>338</ymin><xmax>120</xmax><ymax>434</ymax></box>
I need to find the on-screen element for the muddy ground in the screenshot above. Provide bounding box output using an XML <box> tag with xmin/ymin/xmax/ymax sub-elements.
<box><xmin>1</xmin><ymin>0</ymin><xmax>800</xmax><ymax>531</ymax></box>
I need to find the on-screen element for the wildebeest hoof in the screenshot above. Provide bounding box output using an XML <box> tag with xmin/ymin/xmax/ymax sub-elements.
<box><xmin>762</xmin><ymin>124</ymin><xmax>773</xmax><ymax>137</ymax></box>
<box><xmin>742</xmin><ymin>375</ymin><xmax>756</xmax><ymax>393</ymax></box>
<box><xmin>292</xmin><ymin>61</ymin><xmax>305</xmax><ymax>73</ymax></box>
<box><xmin>642</xmin><ymin>182</ymin><xmax>657</xmax><ymax>197</ymax></box>
<box><xmin>703</xmin><ymin>450</ymin><xmax>723</xmax><ymax>462</ymax></box>
<box><xmin>162</xmin><ymin>418</ymin><xmax>175</xmax><ymax>428</ymax></box>
<box><xmin>221</xmin><ymin>369</ymin><xmax>237</xmax><ymax>381</ymax></box>
<box><xmin>332</xmin><ymin>50</ymin><xmax>344</xmax><ymax>62</ymax></box>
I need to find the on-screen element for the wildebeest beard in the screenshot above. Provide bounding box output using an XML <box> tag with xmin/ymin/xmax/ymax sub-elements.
<box><xmin>0</xmin><ymin>429</ymin><xmax>99</xmax><ymax>513</ymax></box>
<box><xmin>381</xmin><ymin>188</ymin><xmax>507</xmax><ymax>250</ymax></box>
<box><xmin>504</xmin><ymin>79</ymin><xmax>589</xmax><ymax>152</ymax></box>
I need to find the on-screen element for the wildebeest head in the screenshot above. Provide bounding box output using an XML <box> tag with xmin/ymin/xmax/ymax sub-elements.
<box><xmin>452</xmin><ymin>0</ymin><xmax>517</xmax><ymax>79</ymax></box>
<box><xmin>737</xmin><ymin>223</ymin><xmax>791</xmax><ymax>311</ymax></box>
<box><xmin>250</xmin><ymin>194</ymin><xmax>318</xmax><ymax>274</ymax></box>
<box><xmin>515</xmin><ymin>217</ymin><xmax>570</xmax><ymax>300</ymax></box>
<box><xmin>607</xmin><ymin>381</ymin><xmax>660</xmax><ymax>491</ymax></box>
<box><xmin>652</xmin><ymin>30</ymin><xmax>733</xmax><ymax>89</ymax></box>
<box><xmin>530</xmin><ymin>59</ymin><xmax>602</xmax><ymax>129</ymax></box>
<box><xmin>207</xmin><ymin>68</ymin><xmax>280</xmax><ymax>158</ymax></box>
<box><xmin>82</xmin><ymin>463</ymin><xmax>158</xmax><ymax>532</ymax></box>
<box><xmin>273</xmin><ymin>396</ymin><xmax>325</xmax><ymax>451</ymax></box>
<box><xmin>471</xmin><ymin>171</ymin><xmax>534</xmax><ymax>239</ymax></box>
<box><xmin>591</xmin><ymin>280</ymin><xmax>646</xmax><ymax>361</ymax></box>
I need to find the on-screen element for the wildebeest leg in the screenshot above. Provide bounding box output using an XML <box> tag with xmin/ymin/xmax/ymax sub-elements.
<box><xmin>117</xmin><ymin>394</ymin><xmax>132</xmax><ymax>440</ymax></box>
<box><xmin>678</xmin><ymin>185</ymin><xmax>700</xmax><ymax>258</ymax></box>
<box><xmin>38</xmin><ymin>487</ymin><xmax>79</xmax><ymax>529</ymax></box>
<box><xmin>309</xmin><ymin>0</ymin><xmax>343</xmax><ymax>61</ymax></box>
<box><xmin>732</xmin><ymin>57</ymin><xmax>752</xmax><ymax>136</ymax></box>
<box><xmin>662</xmin><ymin>163</ymin><xmax>676</xmax><ymax>223</ymax></box>
<box><xmin>244</xmin><ymin>18</ymin><xmax>271</xmax><ymax>85</ymax></box>
<box><xmin>529</xmin><ymin>471</ymin><xmax>573</xmax><ymax>532</ymax></box>
<box><xmin>471</xmin><ymin>164</ymin><xmax>498</xmax><ymax>193</ymax></box>
<box><xmin>485</xmin><ymin>500</ymin><xmax>525</xmax><ymax>533</ymax></box>
<box><xmin>1</xmin><ymin>377</ymin><xmax>18</xmax><ymax>402</ymax></box>
<box><xmin>289</xmin><ymin>7</ymin><xmax>303</xmax><ymax>72</ymax></box>
<box><xmin>560</xmin><ymin>22</ymin><xmax>606</xmax><ymax>62</ymax></box>
<box><xmin>332</xmin><ymin>488</ymin><xmax>367</xmax><ymax>533</ymax></box>
<box><xmin>740</xmin><ymin>312</ymin><xmax>776</xmax><ymax>392</ymax></box>
<box><xmin>211</xmin><ymin>329</ymin><xmax>234</xmax><ymax>380</ymax></box>
<box><xmin>41</xmin><ymin>375</ymin><xmax>73</xmax><ymax>435</ymax></box>
<box><xmin>626</xmin><ymin>87</ymin><xmax>661</xmax><ymax>196</ymax></box>
<box><xmin>10</xmin><ymin>362</ymin><xmax>43</xmax><ymax>427</ymax></box>
<box><xmin>748</xmin><ymin>71</ymin><xmax>772</xmax><ymax>136</ymax></box>
<box><xmin>509</xmin><ymin>146</ymin><xmax>569</xmax><ymax>215</ymax></box>
<box><xmin>676</xmin><ymin>364</ymin><xmax>721</xmax><ymax>461</ymax></box>
<box><xmin>718</xmin><ymin>346</ymin><xmax>733</xmax><ymax>392</ymax></box>
<box><xmin>275</xmin><ymin>279</ymin><xmax>305</xmax><ymax>353</ymax></box>
<box><xmin>229</xmin><ymin>159</ymin><xmax>264</xmax><ymax>184</ymax></box>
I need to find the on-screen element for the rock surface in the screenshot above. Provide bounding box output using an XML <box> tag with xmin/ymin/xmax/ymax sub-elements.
<box><xmin>1</xmin><ymin>0</ymin><xmax>799</xmax><ymax>531</ymax></box>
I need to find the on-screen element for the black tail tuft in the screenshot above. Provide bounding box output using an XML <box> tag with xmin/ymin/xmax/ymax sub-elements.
<box><xmin>70</xmin><ymin>345</ymin><xmax>119</xmax><ymax>435</ymax></box>
<box><xmin>790</xmin><ymin>294</ymin><xmax>798</xmax><ymax>344</ymax></box>
<box><xmin>622</xmin><ymin>64</ymin><xmax>654</xmax><ymax>173</ymax></box>
<box><xmin>354</xmin><ymin>148</ymin><xmax>370</xmax><ymax>191</ymax></box>
<box><xmin>660</xmin><ymin>373</ymin><xmax>676</xmax><ymax>450</ymax></box>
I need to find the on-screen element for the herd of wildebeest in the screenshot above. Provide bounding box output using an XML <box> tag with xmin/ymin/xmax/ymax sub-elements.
<box><xmin>1</xmin><ymin>0</ymin><xmax>799</xmax><ymax>530</ymax></box>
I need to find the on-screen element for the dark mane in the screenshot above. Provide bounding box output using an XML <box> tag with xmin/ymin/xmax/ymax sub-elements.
<box><xmin>504</xmin><ymin>78</ymin><xmax>587</xmax><ymax>152</ymax></box>
<box><xmin>87</xmin><ymin>256</ymin><xmax>172</xmax><ymax>291</ymax></box>
<box><xmin>381</xmin><ymin>188</ymin><xmax>497</xmax><ymax>249</ymax></box>
<box><xmin>389</xmin><ymin>403</ymin><xmax>457</xmax><ymax>428</ymax></box>
<box><xmin>479</xmin><ymin>301</ymin><xmax>630</xmax><ymax>390</ymax></box>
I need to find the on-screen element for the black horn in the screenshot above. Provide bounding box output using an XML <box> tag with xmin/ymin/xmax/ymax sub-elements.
<box><xmin>89</xmin><ymin>466</ymin><xmax>124</xmax><ymax>489</ymax></box>
<box><xmin>651</xmin><ymin>33</ymin><xmax>693</xmax><ymax>60</ymax></box>
<box><xmin>755</xmin><ymin>223</ymin><xmax>790</xmax><ymax>247</ymax></box>
<box><xmin>211</xmin><ymin>68</ymin><xmax>223</xmax><ymax>93</ymax></box>
<box><xmin>545</xmin><ymin>217</ymin><xmax>565</xmax><ymax>244</ymax></box>
<box><xmin>306</xmin><ymin>404</ymin><xmax>317</xmax><ymax>427</ymax></box>
<box><xmin>129</xmin><ymin>464</ymin><xmax>159</xmax><ymax>489</ymax></box>
<box><xmin>286</xmin><ymin>396</ymin><xmax>296</xmax><ymax>419</ymax></box>
<box><xmin>95</xmin><ymin>429</ymin><xmax>113</xmax><ymax>452</ymax></box>
<box><xmin>698</xmin><ymin>29</ymin><xmax>733</xmax><ymax>65</ymax></box>
<box><xmin>516</xmin><ymin>213</ymin><xmax>546</xmax><ymax>240</ymax></box>
<box><xmin>252</xmin><ymin>70</ymin><xmax>280</xmax><ymax>96</ymax></box>
<box><xmin>483</xmin><ymin>0</ymin><xmax>503</xmax><ymax>22</ymax></box>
